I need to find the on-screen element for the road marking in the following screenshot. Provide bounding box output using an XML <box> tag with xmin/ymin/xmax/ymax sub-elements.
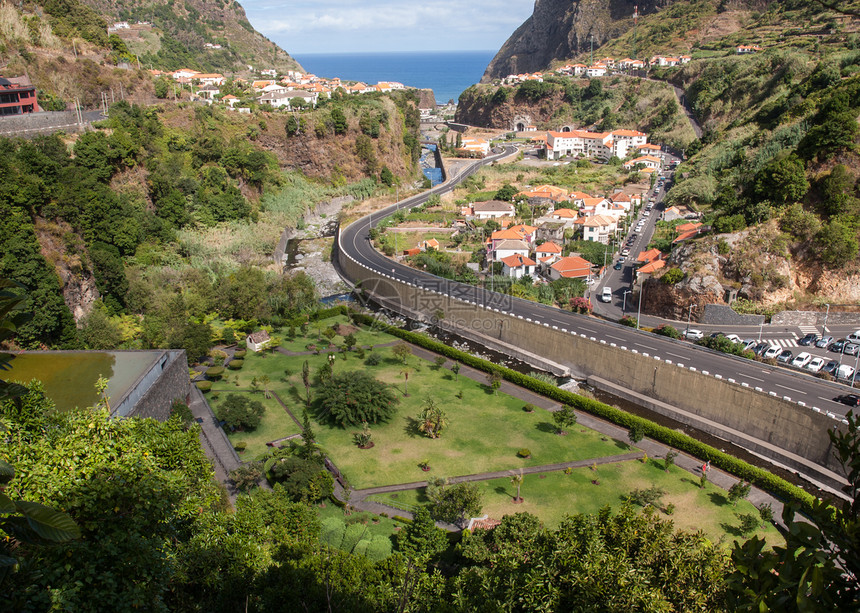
<box><xmin>776</xmin><ymin>383</ymin><xmax>805</xmax><ymax>395</ymax></box>
<box><xmin>745</xmin><ymin>375</ymin><xmax>764</xmax><ymax>382</ymax></box>
<box><xmin>819</xmin><ymin>396</ymin><xmax>834</xmax><ymax>402</ymax></box>
<box><xmin>634</xmin><ymin>343</ymin><xmax>656</xmax><ymax>351</ymax></box>
<box><xmin>666</xmin><ymin>352</ymin><xmax>688</xmax><ymax>360</ymax></box>
<box><xmin>606</xmin><ymin>335</ymin><xmax>626</xmax><ymax>342</ymax></box>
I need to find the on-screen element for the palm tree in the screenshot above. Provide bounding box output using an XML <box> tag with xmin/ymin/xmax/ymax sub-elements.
<box><xmin>417</xmin><ymin>398</ymin><xmax>448</xmax><ymax>439</ymax></box>
<box><xmin>510</xmin><ymin>470</ymin><xmax>524</xmax><ymax>502</ymax></box>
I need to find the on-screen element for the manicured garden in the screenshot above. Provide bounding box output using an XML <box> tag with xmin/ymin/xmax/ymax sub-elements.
<box><xmin>367</xmin><ymin>458</ymin><xmax>783</xmax><ymax>547</ymax></box>
<box><xmin>208</xmin><ymin>392</ymin><xmax>303</xmax><ymax>458</ymax></box>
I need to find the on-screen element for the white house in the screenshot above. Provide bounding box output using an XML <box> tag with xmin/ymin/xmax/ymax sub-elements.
<box><xmin>259</xmin><ymin>90</ymin><xmax>318</xmax><ymax>109</ymax></box>
<box><xmin>737</xmin><ymin>45</ymin><xmax>762</xmax><ymax>54</ymax></box>
<box><xmin>172</xmin><ymin>68</ymin><xmax>200</xmax><ymax>80</ymax></box>
<box><xmin>500</xmin><ymin>253</ymin><xmax>537</xmax><ymax>278</ymax></box>
<box><xmin>535</xmin><ymin>241</ymin><xmax>563</xmax><ymax>266</ymax></box>
<box><xmin>247</xmin><ymin>330</ymin><xmax>271</xmax><ymax>352</ymax></box>
<box><xmin>196</xmin><ymin>73</ymin><xmax>225</xmax><ymax>86</ymax></box>
<box><xmin>624</xmin><ymin>155</ymin><xmax>662</xmax><ymax>171</ymax></box>
<box><xmin>607</xmin><ymin>129</ymin><xmax>648</xmax><ymax>159</ymax></box>
<box><xmin>493</xmin><ymin>239</ymin><xmax>530</xmax><ymax>262</ymax></box>
<box><xmin>547</xmin><ymin>129</ymin><xmax>649</xmax><ymax>161</ymax></box>
<box><xmin>471</xmin><ymin>200</ymin><xmax>515</xmax><ymax>220</ymax></box>
<box><xmin>581</xmin><ymin>215</ymin><xmax>617</xmax><ymax>244</ymax></box>
<box><xmin>586</xmin><ymin>65</ymin><xmax>607</xmax><ymax>77</ymax></box>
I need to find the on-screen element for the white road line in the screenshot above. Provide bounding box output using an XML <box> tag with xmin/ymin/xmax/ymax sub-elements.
<box><xmin>606</xmin><ymin>335</ymin><xmax>626</xmax><ymax>342</ymax></box>
<box><xmin>666</xmin><ymin>352</ymin><xmax>688</xmax><ymax>360</ymax></box>
<box><xmin>776</xmin><ymin>383</ymin><xmax>805</xmax><ymax>395</ymax></box>
<box><xmin>819</xmin><ymin>396</ymin><xmax>834</xmax><ymax>402</ymax></box>
<box><xmin>745</xmin><ymin>375</ymin><xmax>765</xmax><ymax>382</ymax></box>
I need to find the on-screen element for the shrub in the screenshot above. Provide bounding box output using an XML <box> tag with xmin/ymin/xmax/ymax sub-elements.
<box><xmin>517</xmin><ymin>448</ymin><xmax>531</xmax><ymax>458</ymax></box>
<box><xmin>233</xmin><ymin>350</ymin><xmax>247</xmax><ymax>358</ymax></box>
<box><xmin>216</xmin><ymin>394</ymin><xmax>265</xmax><ymax>431</ymax></box>
<box><xmin>233</xmin><ymin>441</ymin><xmax>247</xmax><ymax>452</ymax></box>
<box><xmin>228</xmin><ymin>359</ymin><xmax>244</xmax><ymax>370</ymax></box>
<box><xmin>619</xmin><ymin>316</ymin><xmax>637</xmax><ymax>327</ymax></box>
<box><xmin>654</xmin><ymin>325</ymin><xmax>681</xmax><ymax>339</ymax></box>
<box><xmin>196</xmin><ymin>381</ymin><xmax>212</xmax><ymax>392</ymax></box>
<box><xmin>661</xmin><ymin>268</ymin><xmax>684</xmax><ymax>284</ymax></box>
<box><xmin>317</xmin><ymin>371</ymin><xmax>399</xmax><ymax>426</ymax></box>
<box><xmin>523</xmin><ymin>403</ymin><xmax>536</xmax><ymax>412</ymax></box>
<box><xmin>205</xmin><ymin>366</ymin><xmax>226</xmax><ymax>379</ymax></box>
<box><xmin>365</xmin><ymin>353</ymin><xmax>382</xmax><ymax>366</ymax></box>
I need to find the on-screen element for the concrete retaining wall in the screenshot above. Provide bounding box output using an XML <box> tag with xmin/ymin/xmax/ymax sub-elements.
<box><xmin>0</xmin><ymin>111</ymin><xmax>90</xmax><ymax>137</ymax></box>
<box><xmin>341</xmin><ymin>237</ymin><xmax>847</xmax><ymax>487</ymax></box>
<box><xmin>701</xmin><ymin>304</ymin><xmax>765</xmax><ymax>326</ymax></box>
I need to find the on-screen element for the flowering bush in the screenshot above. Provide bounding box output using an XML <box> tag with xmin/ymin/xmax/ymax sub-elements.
<box><xmin>569</xmin><ymin>297</ymin><xmax>593</xmax><ymax>314</ymax></box>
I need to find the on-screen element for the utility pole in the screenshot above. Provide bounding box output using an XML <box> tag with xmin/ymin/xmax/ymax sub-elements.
<box><xmin>685</xmin><ymin>302</ymin><xmax>693</xmax><ymax>336</ymax></box>
<box><xmin>636</xmin><ymin>285</ymin><xmax>643</xmax><ymax>329</ymax></box>
<box><xmin>590</xmin><ymin>33</ymin><xmax>594</xmax><ymax>66</ymax></box>
<box><xmin>823</xmin><ymin>303</ymin><xmax>830</xmax><ymax>334</ymax></box>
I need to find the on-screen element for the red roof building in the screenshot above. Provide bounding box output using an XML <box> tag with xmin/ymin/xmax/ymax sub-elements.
<box><xmin>0</xmin><ymin>76</ymin><xmax>40</xmax><ymax>116</ymax></box>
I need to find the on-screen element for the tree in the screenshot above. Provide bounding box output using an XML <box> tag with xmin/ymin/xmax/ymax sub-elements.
<box><xmin>266</xmin><ymin>455</ymin><xmax>333</xmax><ymax>503</ymax></box>
<box><xmin>330</xmin><ymin>106</ymin><xmax>348</xmax><ymax>135</ymax></box>
<box><xmin>487</xmin><ymin>371</ymin><xmax>501</xmax><ymax>394</ymax></box>
<box><xmin>510</xmin><ymin>470</ymin><xmax>524</xmax><ymax>502</ymax></box>
<box><xmin>79</xmin><ymin>302</ymin><xmax>122</xmax><ymax>349</ymax></box>
<box><xmin>753</xmin><ymin>154</ymin><xmax>808</xmax><ymax>206</ymax></box>
<box><xmin>815</xmin><ymin>220</ymin><xmax>859</xmax><ymax>269</ymax></box>
<box><xmin>494</xmin><ymin>183</ymin><xmax>518</xmax><ymax>201</ymax></box>
<box><xmin>229</xmin><ymin>463</ymin><xmax>263</xmax><ymax>493</ymax></box>
<box><xmin>417</xmin><ymin>397</ymin><xmax>448</xmax><ymax>439</ymax></box>
<box><xmin>300</xmin><ymin>408</ymin><xmax>318</xmax><ymax>459</ymax></box>
<box><xmin>396</xmin><ymin>506</ymin><xmax>447</xmax><ymax>562</ymax></box>
<box><xmin>451</xmin><ymin>362</ymin><xmax>460</xmax><ymax>380</ymax></box>
<box><xmin>286</xmin><ymin>115</ymin><xmax>300</xmax><ymax>137</ymax></box>
<box><xmin>664</xmin><ymin>450</ymin><xmax>678</xmax><ymax>472</ymax></box>
<box><xmin>727</xmin><ymin>481</ymin><xmax>751</xmax><ymax>506</ymax></box>
<box><xmin>429</xmin><ymin>481</ymin><xmax>483</xmax><ymax>528</ymax></box>
<box><xmin>628</xmin><ymin>423</ymin><xmax>645</xmax><ymax>448</ymax></box>
<box><xmin>216</xmin><ymin>394</ymin><xmax>265</xmax><ymax>431</ymax></box>
<box><xmin>736</xmin><ymin>513</ymin><xmax>760</xmax><ymax>536</ymax></box>
<box><xmin>380</xmin><ymin>166</ymin><xmax>395</xmax><ymax>186</ymax></box>
<box><xmin>434</xmin><ymin>355</ymin><xmax>446</xmax><ymax>370</ymax></box>
<box><xmin>343</xmin><ymin>333</ymin><xmax>357</xmax><ymax>351</ymax></box>
<box><xmin>552</xmin><ymin>405</ymin><xmax>577</xmax><ymax>435</ymax></box>
<box><xmin>302</xmin><ymin>359</ymin><xmax>311</xmax><ymax>406</ymax></box>
<box><xmin>258</xmin><ymin>374</ymin><xmax>271</xmax><ymax>399</ymax></box>
<box><xmin>628</xmin><ymin>486</ymin><xmax>666</xmax><ymax>509</ymax></box>
<box><xmin>316</xmin><ymin>371</ymin><xmax>399</xmax><ymax>426</ymax></box>
<box><xmin>392</xmin><ymin>342</ymin><xmax>411</xmax><ymax>364</ymax></box>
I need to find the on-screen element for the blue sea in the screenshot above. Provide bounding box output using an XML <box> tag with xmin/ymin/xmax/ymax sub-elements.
<box><xmin>293</xmin><ymin>50</ymin><xmax>496</xmax><ymax>105</ymax></box>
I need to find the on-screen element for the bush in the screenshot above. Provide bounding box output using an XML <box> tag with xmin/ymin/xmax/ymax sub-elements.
<box><xmin>233</xmin><ymin>441</ymin><xmax>247</xmax><ymax>452</ymax></box>
<box><xmin>619</xmin><ymin>316</ymin><xmax>637</xmax><ymax>327</ymax></box>
<box><xmin>228</xmin><ymin>359</ymin><xmax>244</xmax><ymax>370</ymax></box>
<box><xmin>517</xmin><ymin>448</ymin><xmax>531</xmax><ymax>458</ymax></box>
<box><xmin>216</xmin><ymin>394</ymin><xmax>265</xmax><ymax>431</ymax></box>
<box><xmin>206</xmin><ymin>366</ymin><xmax>226</xmax><ymax>379</ymax></box>
<box><xmin>196</xmin><ymin>381</ymin><xmax>212</xmax><ymax>392</ymax></box>
<box><xmin>365</xmin><ymin>353</ymin><xmax>382</xmax><ymax>366</ymax></box>
<box><xmin>654</xmin><ymin>325</ymin><xmax>681</xmax><ymax>339</ymax></box>
<box><xmin>523</xmin><ymin>403</ymin><xmax>536</xmax><ymax>412</ymax></box>
<box><xmin>317</xmin><ymin>371</ymin><xmax>399</xmax><ymax>426</ymax></box>
<box><xmin>661</xmin><ymin>268</ymin><xmax>684</xmax><ymax>284</ymax></box>
<box><xmin>233</xmin><ymin>350</ymin><xmax>247</xmax><ymax>358</ymax></box>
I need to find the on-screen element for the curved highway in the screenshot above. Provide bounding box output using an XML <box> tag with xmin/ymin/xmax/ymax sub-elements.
<box><xmin>338</xmin><ymin>147</ymin><xmax>853</xmax><ymax>425</ymax></box>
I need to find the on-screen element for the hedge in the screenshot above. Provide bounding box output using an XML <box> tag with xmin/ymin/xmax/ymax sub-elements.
<box><xmin>349</xmin><ymin>311</ymin><xmax>818</xmax><ymax>511</ymax></box>
<box><xmin>196</xmin><ymin>381</ymin><xmax>212</xmax><ymax>392</ymax></box>
<box><xmin>228</xmin><ymin>359</ymin><xmax>244</xmax><ymax>370</ymax></box>
<box><xmin>233</xmin><ymin>350</ymin><xmax>247</xmax><ymax>359</ymax></box>
<box><xmin>205</xmin><ymin>366</ymin><xmax>225</xmax><ymax>379</ymax></box>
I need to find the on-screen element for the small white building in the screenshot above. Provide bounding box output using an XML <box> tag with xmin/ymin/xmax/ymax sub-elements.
<box><xmin>492</xmin><ymin>239</ymin><xmax>530</xmax><ymax>262</ymax></box>
<box><xmin>581</xmin><ymin>215</ymin><xmax>617</xmax><ymax>244</ymax></box>
<box><xmin>471</xmin><ymin>200</ymin><xmax>515</xmax><ymax>220</ymax></box>
<box><xmin>247</xmin><ymin>330</ymin><xmax>271</xmax><ymax>352</ymax></box>
<box><xmin>500</xmin><ymin>253</ymin><xmax>536</xmax><ymax>278</ymax></box>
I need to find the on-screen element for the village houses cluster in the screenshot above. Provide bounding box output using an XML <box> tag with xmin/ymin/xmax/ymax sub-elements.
<box><xmin>149</xmin><ymin>67</ymin><xmax>411</xmax><ymax>112</ymax></box>
<box><xmin>502</xmin><ymin>44</ymin><xmax>763</xmax><ymax>84</ymax></box>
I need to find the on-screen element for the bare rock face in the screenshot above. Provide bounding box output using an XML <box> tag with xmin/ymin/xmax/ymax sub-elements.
<box><xmin>482</xmin><ymin>0</ymin><xmax>677</xmax><ymax>81</ymax></box>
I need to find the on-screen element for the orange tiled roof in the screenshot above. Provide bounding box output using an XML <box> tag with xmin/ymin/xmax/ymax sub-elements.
<box><xmin>536</xmin><ymin>241</ymin><xmax>562</xmax><ymax>254</ymax></box>
<box><xmin>551</xmin><ymin>256</ymin><xmax>592</xmax><ymax>278</ymax></box>
<box><xmin>639</xmin><ymin>259</ymin><xmax>666</xmax><ymax>274</ymax></box>
<box><xmin>500</xmin><ymin>253</ymin><xmax>536</xmax><ymax>267</ymax></box>
<box><xmin>637</xmin><ymin>248</ymin><xmax>662</xmax><ymax>263</ymax></box>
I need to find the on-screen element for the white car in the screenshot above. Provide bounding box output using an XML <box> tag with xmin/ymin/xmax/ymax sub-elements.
<box><xmin>848</xmin><ymin>330</ymin><xmax>860</xmax><ymax>342</ymax></box>
<box><xmin>805</xmin><ymin>357</ymin><xmax>826</xmax><ymax>373</ymax></box>
<box><xmin>837</xmin><ymin>364</ymin><xmax>856</xmax><ymax>381</ymax></box>
<box><xmin>683</xmin><ymin>329</ymin><xmax>704</xmax><ymax>340</ymax></box>
<box><xmin>791</xmin><ymin>352</ymin><xmax>812</xmax><ymax>368</ymax></box>
<box><xmin>601</xmin><ymin>287</ymin><xmax>612</xmax><ymax>303</ymax></box>
<box><xmin>725</xmin><ymin>334</ymin><xmax>742</xmax><ymax>344</ymax></box>
<box><xmin>763</xmin><ymin>345</ymin><xmax>781</xmax><ymax>359</ymax></box>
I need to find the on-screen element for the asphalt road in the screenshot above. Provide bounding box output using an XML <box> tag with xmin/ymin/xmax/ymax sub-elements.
<box><xmin>338</xmin><ymin>147</ymin><xmax>856</xmax><ymax>422</ymax></box>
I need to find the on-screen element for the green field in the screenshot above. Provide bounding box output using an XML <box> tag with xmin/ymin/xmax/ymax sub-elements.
<box><xmin>367</xmin><ymin>459</ymin><xmax>783</xmax><ymax>548</ymax></box>
<box><xmin>208</xmin><ymin>392</ymin><xmax>303</xmax><ymax>458</ymax></box>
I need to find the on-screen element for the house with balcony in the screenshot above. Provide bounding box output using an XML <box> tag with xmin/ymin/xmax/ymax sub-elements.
<box><xmin>580</xmin><ymin>215</ymin><xmax>617</xmax><ymax>243</ymax></box>
<box><xmin>0</xmin><ymin>76</ymin><xmax>40</xmax><ymax>116</ymax></box>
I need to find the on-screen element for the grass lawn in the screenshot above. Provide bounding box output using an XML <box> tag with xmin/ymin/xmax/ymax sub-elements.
<box><xmin>367</xmin><ymin>458</ymin><xmax>783</xmax><ymax>548</ymax></box>
<box><xmin>207</xmin><ymin>391</ymin><xmax>303</xmax><ymax>459</ymax></box>
<box><xmin>268</xmin><ymin>314</ymin><xmax>396</xmax><ymax>354</ymax></box>
<box><xmin>228</xmin><ymin>332</ymin><xmax>625</xmax><ymax>488</ymax></box>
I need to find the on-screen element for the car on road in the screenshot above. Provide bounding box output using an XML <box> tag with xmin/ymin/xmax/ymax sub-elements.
<box><xmin>835</xmin><ymin>394</ymin><xmax>860</xmax><ymax>407</ymax></box>
<box><xmin>816</xmin><ymin>335</ymin><xmax>834</xmax><ymax>348</ymax></box>
<box><xmin>601</xmin><ymin>287</ymin><xmax>612</xmax><ymax>303</ymax></box>
<box><xmin>798</xmin><ymin>333</ymin><xmax>819</xmax><ymax>346</ymax></box>
<box><xmin>621</xmin><ymin>248</ymin><xmax>630</xmax><ymax>256</ymax></box>
<box><xmin>791</xmin><ymin>352</ymin><xmax>812</xmax><ymax>368</ymax></box>
<box><xmin>823</xmin><ymin>360</ymin><xmax>840</xmax><ymax>375</ymax></box>
<box><xmin>613</xmin><ymin>261</ymin><xmax>623</xmax><ymax>270</ymax></box>
<box><xmin>806</xmin><ymin>357</ymin><xmax>826</xmax><ymax>372</ymax></box>
<box><xmin>683</xmin><ymin>329</ymin><xmax>704</xmax><ymax>340</ymax></box>
<box><xmin>777</xmin><ymin>349</ymin><xmax>794</xmax><ymax>364</ymax></box>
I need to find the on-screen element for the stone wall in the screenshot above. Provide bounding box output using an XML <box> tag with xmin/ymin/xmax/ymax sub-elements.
<box><xmin>772</xmin><ymin>310</ymin><xmax>860</xmax><ymax>327</ymax></box>
<box><xmin>339</xmin><ymin>235</ymin><xmax>848</xmax><ymax>488</ymax></box>
<box><xmin>0</xmin><ymin>111</ymin><xmax>89</xmax><ymax>137</ymax></box>
<box><xmin>701</xmin><ymin>304</ymin><xmax>765</xmax><ymax>326</ymax></box>
<box><xmin>124</xmin><ymin>350</ymin><xmax>190</xmax><ymax>421</ymax></box>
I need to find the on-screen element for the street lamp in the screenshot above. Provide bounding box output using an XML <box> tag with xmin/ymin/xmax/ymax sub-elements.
<box><xmin>758</xmin><ymin>319</ymin><xmax>764</xmax><ymax>343</ymax></box>
<box><xmin>623</xmin><ymin>290</ymin><xmax>632</xmax><ymax>314</ymax></box>
<box><xmin>636</xmin><ymin>285</ymin><xmax>644</xmax><ymax>330</ymax></box>
<box><xmin>823</xmin><ymin>303</ymin><xmax>830</xmax><ymax>334</ymax></box>
<box><xmin>685</xmin><ymin>303</ymin><xmax>694</xmax><ymax>336</ymax></box>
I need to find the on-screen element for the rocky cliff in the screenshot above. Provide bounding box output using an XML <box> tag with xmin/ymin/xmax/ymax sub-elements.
<box><xmin>482</xmin><ymin>0</ymin><xmax>677</xmax><ymax>81</ymax></box>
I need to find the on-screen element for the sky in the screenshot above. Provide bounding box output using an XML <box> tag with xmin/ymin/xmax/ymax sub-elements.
<box><xmin>239</xmin><ymin>0</ymin><xmax>536</xmax><ymax>54</ymax></box>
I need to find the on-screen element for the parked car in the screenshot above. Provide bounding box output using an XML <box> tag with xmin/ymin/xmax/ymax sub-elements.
<box><xmin>613</xmin><ymin>261</ymin><xmax>623</xmax><ymax>270</ymax></box>
<box><xmin>835</xmin><ymin>394</ymin><xmax>860</xmax><ymax>407</ymax></box>
<box><xmin>848</xmin><ymin>330</ymin><xmax>860</xmax><ymax>342</ymax></box>
<box><xmin>791</xmin><ymin>352</ymin><xmax>812</xmax><ymax>368</ymax></box>
<box><xmin>777</xmin><ymin>349</ymin><xmax>794</xmax><ymax>363</ymax></box>
<box><xmin>837</xmin><ymin>364</ymin><xmax>856</xmax><ymax>380</ymax></box>
<box><xmin>683</xmin><ymin>329</ymin><xmax>704</xmax><ymax>340</ymax></box>
<box><xmin>806</xmin><ymin>357</ymin><xmax>826</xmax><ymax>372</ymax></box>
<box><xmin>753</xmin><ymin>342</ymin><xmax>770</xmax><ymax>356</ymax></box>
<box><xmin>725</xmin><ymin>334</ymin><xmax>742</xmax><ymax>344</ymax></box>
<box><xmin>816</xmin><ymin>335</ymin><xmax>834</xmax><ymax>348</ymax></box>
<box><xmin>621</xmin><ymin>248</ymin><xmax>630</xmax><ymax>256</ymax></box>
<box><xmin>823</xmin><ymin>360</ymin><xmax>840</xmax><ymax>375</ymax></box>
<box><xmin>845</xmin><ymin>343</ymin><xmax>860</xmax><ymax>356</ymax></box>
<box><xmin>830</xmin><ymin>339</ymin><xmax>847</xmax><ymax>353</ymax></box>
<box><xmin>798</xmin><ymin>333</ymin><xmax>819</xmax><ymax>346</ymax></box>
<box><xmin>763</xmin><ymin>345</ymin><xmax>782</xmax><ymax>359</ymax></box>
<box><xmin>742</xmin><ymin>339</ymin><xmax>758</xmax><ymax>352</ymax></box>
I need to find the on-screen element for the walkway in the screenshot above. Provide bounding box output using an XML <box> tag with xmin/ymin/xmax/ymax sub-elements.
<box><xmin>188</xmin><ymin>386</ymin><xmax>242</xmax><ymax>501</ymax></box>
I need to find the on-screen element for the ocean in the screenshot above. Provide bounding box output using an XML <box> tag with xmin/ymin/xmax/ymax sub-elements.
<box><xmin>293</xmin><ymin>50</ymin><xmax>496</xmax><ymax>105</ymax></box>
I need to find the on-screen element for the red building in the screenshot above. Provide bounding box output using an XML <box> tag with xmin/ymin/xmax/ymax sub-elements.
<box><xmin>0</xmin><ymin>76</ymin><xmax>41</xmax><ymax>116</ymax></box>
